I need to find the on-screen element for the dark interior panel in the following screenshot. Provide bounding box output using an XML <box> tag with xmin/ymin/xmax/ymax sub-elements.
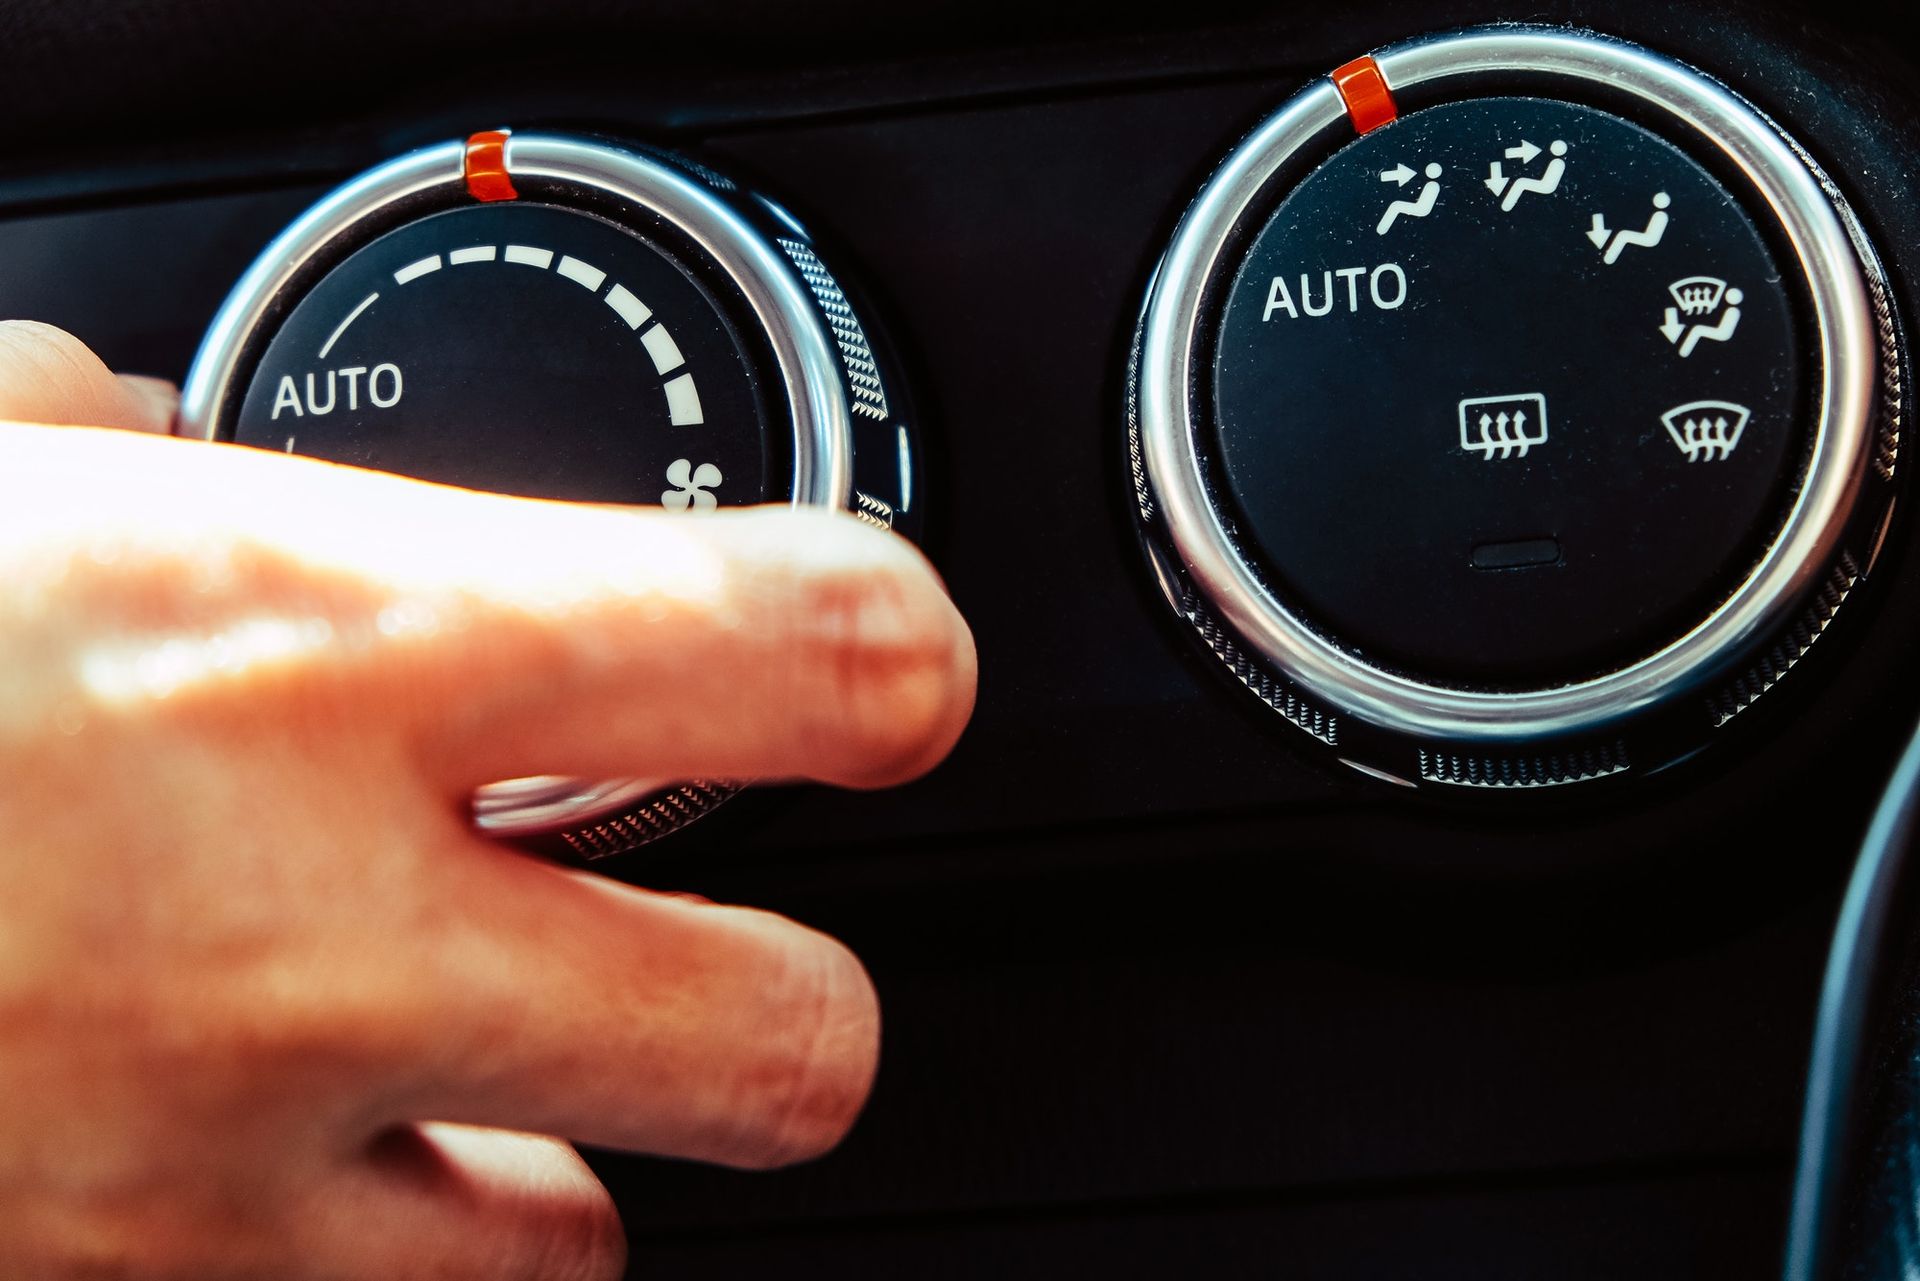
<box><xmin>3</xmin><ymin>3</ymin><xmax>1917</xmax><ymax>1276</ymax></box>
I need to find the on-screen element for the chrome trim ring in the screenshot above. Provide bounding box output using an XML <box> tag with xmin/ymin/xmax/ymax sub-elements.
<box><xmin>471</xmin><ymin>776</ymin><xmax>684</xmax><ymax>836</ymax></box>
<box><xmin>1135</xmin><ymin>27</ymin><xmax>1881</xmax><ymax>743</ymax></box>
<box><xmin>179</xmin><ymin>142</ymin><xmax>465</xmax><ymax>447</ymax></box>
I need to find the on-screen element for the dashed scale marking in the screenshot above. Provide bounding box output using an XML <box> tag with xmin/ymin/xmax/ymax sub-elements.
<box><xmin>556</xmin><ymin>256</ymin><xmax>607</xmax><ymax>291</ymax></box>
<box><xmin>604</xmin><ymin>285</ymin><xmax>650</xmax><ymax>329</ymax></box>
<box><xmin>641</xmin><ymin>325</ymin><xmax>685</xmax><ymax>375</ymax></box>
<box><xmin>333</xmin><ymin>241</ymin><xmax>705</xmax><ymax>427</ymax></box>
<box><xmin>662</xmin><ymin>372</ymin><xmax>703</xmax><ymax>426</ymax></box>
<box><xmin>392</xmin><ymin>255</ymin><xmax>442</xmax><ymax>285</ymax></box>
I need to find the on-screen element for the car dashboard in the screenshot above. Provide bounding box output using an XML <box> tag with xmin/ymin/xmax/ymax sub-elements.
<box><xmin>5</xmin><ymin>1</ymin><xmax>1920</xmax><ymax>1276</ymax></box>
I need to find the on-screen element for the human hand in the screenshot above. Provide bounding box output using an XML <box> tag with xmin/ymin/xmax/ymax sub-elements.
<box><xmin>0</xmin><ymin>322</ymin><xmax>976</xmax><ymax>1279</ymax></box>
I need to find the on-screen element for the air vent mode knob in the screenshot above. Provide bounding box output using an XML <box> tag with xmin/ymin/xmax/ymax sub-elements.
<box><xmin>1129</xmin><ymin>28</ymin><xmax>1902</xmax><ymax>788</ymax></box>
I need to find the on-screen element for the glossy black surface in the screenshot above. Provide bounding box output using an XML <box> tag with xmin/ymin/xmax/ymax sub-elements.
<box><xmin>233</xmin><ymin>202</ymin><xmax>777</xmax><ymax>506</ymax></box>
<box><xmin>1</xmin><ymin>4</ymin><xmax>1917</xmax><ymax>1276</ymax></box>
<box><xmin>1782</xmin><ymin>722</ymin><xmax>1920</xmax><ymax>1280</ymax></box>
<box><xmin>1213</xmin><ymin>96</ymin><xmax>1804</xmax><ymax>684</ymax></box>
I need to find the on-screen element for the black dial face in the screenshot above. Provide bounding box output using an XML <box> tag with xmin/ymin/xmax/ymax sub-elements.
<box><xmin>230</xmin><ymin>201</ymin><xmax>778</xmax><ymax>509</ymax></box>
<box><xmin>1210</xmin><ymin>96</ymin><xmax>1807</xmax><ymax>687</ymax></box>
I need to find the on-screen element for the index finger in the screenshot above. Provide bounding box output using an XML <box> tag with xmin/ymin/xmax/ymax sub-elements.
<box><xmin>7</xmin><ymin>422</ymin><xmax>976</xmax><ymax>794</ymax></box>
<box><xmin>408</xmin><ymin>499</ymin><xmax>979</xmax><ymax>795</ymax></box>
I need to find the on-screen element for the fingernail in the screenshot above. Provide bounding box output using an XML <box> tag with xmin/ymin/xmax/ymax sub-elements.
<box><xmin>118</xmin><ymin>375</ymin><xmax>181</xmax><ymax>435</ymax></box>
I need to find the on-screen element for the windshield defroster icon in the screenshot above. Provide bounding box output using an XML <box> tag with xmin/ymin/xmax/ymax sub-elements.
<box><xmin>1662</xmin><ymin>400</ymin><xmax>1751</xmax><ymax>462</ymax></box>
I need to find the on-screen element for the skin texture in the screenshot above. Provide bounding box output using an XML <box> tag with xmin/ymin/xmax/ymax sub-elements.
<box><xmin>0</xmin><ymin>321</ymin><xmax>978</xmax><ymax>1279</ymax></box>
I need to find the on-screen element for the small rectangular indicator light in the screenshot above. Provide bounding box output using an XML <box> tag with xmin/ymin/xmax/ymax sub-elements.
<box><xmin>392</xmin><ymin>255</ymin><xmax>443</xmax><ymax>285</ymax></box>
<box><xmin>503</xmin><ymin>244</ymin><xmax>554</xmax><ymax>269</ymax></box>
<box><xmin>641</xmin><ymin>324</ymin><xmax>686</xmax><ymax>375</ymax></box>
<box><xmin>556</xmin><ymin>255</ymin><xmax>607</xmax><ymax>291</ymax></box>
<box><xmin>663</xmin><ymin>372</ymin><xmax>704</xmax><ymax>425</ymax></box>
<box><xmin>1471</xmin><ymin>538</ymin><xmax>1562</xmax><ymax>571</ymax></box>
<box><xmin>604</xmin><ymin>284</ymin><xmax>651</xmax><ymax>329</ymax></box>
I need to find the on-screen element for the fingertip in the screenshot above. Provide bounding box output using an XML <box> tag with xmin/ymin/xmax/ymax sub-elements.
<box><xmin>702</xmin><ymin>911</ymin><xmax>883</xmax><ymax>1170</ymax></box>
<box><xmin>814</xmin><ymin>545</ymin><xmax>979</xmax><ymax>791</ymax></box>
<box><xmin>305</xmin><ymin>494</ymin><xmax>979</xmax><ymax>800</ymax></box>
<box><xmin>403</xmin><ymin>855</ymin><xmax>886</xmax><ymax>1174</ymax></box>
<box><xmin>734</xmin><ymin>508</ymin><xmax>977</xmax><ymax>791</ymax></box>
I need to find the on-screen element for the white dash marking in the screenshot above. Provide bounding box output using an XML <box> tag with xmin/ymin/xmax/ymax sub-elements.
<box><xmin>393</xmin><ymin>255</ymin><xmax>442</xmax><ymax>285</ymax></box>
<box><xmin>504</xmin><ymin>244</ymin><xmax>554</xmax><ymax>268</ymax></box>
<box><xmin>448</xmin><ymin>245</ymin><xmax>497</xmax><ymax>265</ymax></box>
<box><xmin>604</xmin><ymin>284</ymin><xmax>651</xmax><ymax>329</ymax></box>
<box><xmin>556</xmin><ymin>256</ymin><xmax>606</xmax><ymax>291</ymax></box>
<box><xmin>284</xmin><ymin>436</ymin><xmax>296</xmax><ymax>453</ymax></box>
<box><xmin>663</xmin><ymin>373</ymin><xmax>704</xmax><ymax>426</ymax></box>
<box><xmin>640</xmin><ymin>324</ymin><xmax>686</xmax><ymax>374</ymax></box>
<box><xmin>897</xmin><ymin>425</ymin><xmax>913</xmax><ymax>512</ymax></box>
<box><xmin>318</xmin><ymin>291</ymin><xmax>379</xmax><ymax>359</ymax></box>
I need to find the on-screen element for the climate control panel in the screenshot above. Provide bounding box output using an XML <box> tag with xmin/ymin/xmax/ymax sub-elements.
<box><xmin>1129</xmin><ymin>28</ymin><xmax>1902</xmax><ymax>787</ymax></box>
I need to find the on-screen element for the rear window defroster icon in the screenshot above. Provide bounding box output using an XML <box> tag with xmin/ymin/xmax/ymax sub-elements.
<box><xmin>1458</xmin><ymin>392</ymin><xmax>1549</xmax><ymax>460</ymax></box>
